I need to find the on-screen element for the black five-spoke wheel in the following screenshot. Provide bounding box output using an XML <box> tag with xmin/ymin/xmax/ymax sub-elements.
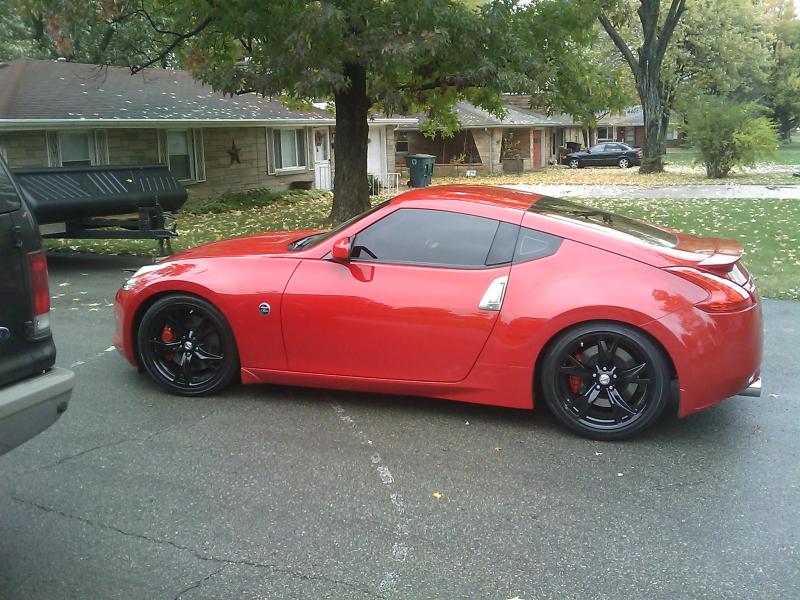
<box><xmin>137</xmin><ymin>294</ymin><xmax>239</xmax><ymax>396</ymax></box>
<box><xmin>541</xmin><ymin>322</ymin><xmax>671</xmax><ymax>440</ymax></box>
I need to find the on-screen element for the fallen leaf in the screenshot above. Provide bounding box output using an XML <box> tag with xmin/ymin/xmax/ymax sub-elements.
<box><xmin>58</xmin><ymin>282</ymin><xmax>70</xmax><ymax>287</ymax></box>
<box><xmin>617</xmin><ymin>473</ymin><xmax>624</xmax><ymax>477</ymax></box>
<box><xmin>769</xmin><ymin>393</ymin><xmax>779</xmax><ymax>398</ymax></box>
<box><xmin>595</xmin><ymin>452</ymin><xmax>603</xmax><ymax>456</ymax></box>
<box><xmin>464</xmin><ymin>421</ymin><xmax>470</xmax><ymax>426</ymax></box>
<box><xmin>493</xmin><ymin>447</ymin><xmax>502</xmax><ymax>453</ymax></box>
<box><xmin>432</xmin><ymin>492</ymin><xmax>443</xmax><ymax>500</ymax></box>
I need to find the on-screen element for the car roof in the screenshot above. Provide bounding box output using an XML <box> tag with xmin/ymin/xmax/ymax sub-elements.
<box><xmin>390</xmin><ymin>185</ymin><xmax>544</xmax><ymax>212</ymax></box>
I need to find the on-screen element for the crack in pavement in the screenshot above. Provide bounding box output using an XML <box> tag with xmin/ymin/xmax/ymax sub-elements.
<box><xmin>173</xmin><ymin>565</ymin><xmax>226</xmax><ymax>600</ymax></box>
<box><xmin>17</xmin><ymin>408</ymin><xmax>226</xmax><ymax>477</ymax></box>
<box><xmin>11</xmin><ymin>496</ymin><xmax>380</xmax><ymax>598</ymax></box>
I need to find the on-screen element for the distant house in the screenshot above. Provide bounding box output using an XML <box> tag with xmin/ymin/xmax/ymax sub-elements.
<box><xmin>0</xmin><ymin>59</ymin><xmax>407</xmax><ymax>198</ymax></box>
<box><xmin>396</xmin><ymin>99</ymin><xmax>682</xmax><ymax>175</ymax></box>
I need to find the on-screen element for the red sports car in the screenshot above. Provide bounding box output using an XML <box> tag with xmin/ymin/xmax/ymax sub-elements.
<box><xmin>114</xmin><ymin>185</ymin><xmax>763</xmax><ymax>440</ymax></box>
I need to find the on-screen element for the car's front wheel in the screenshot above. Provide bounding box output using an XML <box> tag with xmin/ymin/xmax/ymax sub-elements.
<box><xmin>568</xmin><ymin>158</ymin><xmax>581</xmax><ymax>169</ymax></box>
<box><xmin>137</xmin><ymin>294</ymin><xmax>239</xmax><ymax>396</ymax></box>
<box><xmin>540</xmin><ymin>322</ymin><xmax>671</xmax><ymax>440</ymax></box>
<box><xmin>618</xmin><ymin>157</ymin><xmax>631</xmax><ymax>168</ymax></box>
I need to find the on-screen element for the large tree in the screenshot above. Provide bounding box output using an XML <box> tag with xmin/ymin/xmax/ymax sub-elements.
<box><xmin>21</xmin><ymin>0</ymin><xmax>530</xmax><ymax>220</ymax></box>
<box><xmin>598</xmin><ymin>0</ymin><xmax>688</xmax><ymax>173</ymax></box>
<box><xmin>765</xmin><ymin>0</ymin><xmax>800</xmax><ymax>139</ymax></box>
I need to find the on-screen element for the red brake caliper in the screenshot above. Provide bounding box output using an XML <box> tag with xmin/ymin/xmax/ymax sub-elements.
<box><xmin>569</xmin><ymin>352</ymin><xmax>583</xmax><ymax>394</ymax></box>
<box><xmin>161</xmin><ymin>325</ymin><xmax>175</xmax><ymax>361</ymax></box>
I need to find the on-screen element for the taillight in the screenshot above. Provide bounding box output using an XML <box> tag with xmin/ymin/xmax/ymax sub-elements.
<box><xmin>636</xmin><ymin>150</ymin><xmax>642</xmax><ymax>158</ymax></box>
<box><xmin>27</xmin><ymin>250</ymin><xmax>51</xmax><ymax>335</ymax></box>
<box><xmin>665</xmin><ymin>266</ymin><xmax>754</xmax><ymax>313</ymax></box>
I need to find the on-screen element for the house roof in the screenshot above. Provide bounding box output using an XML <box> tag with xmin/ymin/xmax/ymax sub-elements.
<box><xmin>0</xmin><ymin>59</ymin><xmax>341</xmax><ymax>128</ymax></box>
<box><xmin>398</xmin><ymin>101</ymin><xmax>575</xmax><ymax>131</ymax></box>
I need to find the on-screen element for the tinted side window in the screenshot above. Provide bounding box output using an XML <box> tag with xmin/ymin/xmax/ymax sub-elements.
<box><xmin>589</xmin><ymin>144</ymin><xmax>606</xmax><ymax>153</ymax></box>
<box><xmin>514</xmin><ymin>228</ymin><xmax>562</xmax><ymax>263</ymax></box>
<box><xmin>353</xmin><ymin>208</ymin><xmax>500</xmax><ymax>267</ymax></box>
<box><xmin>0</xmin><ymin>162</ymin><xmax>21</xmax><ymax>213</ymax></box>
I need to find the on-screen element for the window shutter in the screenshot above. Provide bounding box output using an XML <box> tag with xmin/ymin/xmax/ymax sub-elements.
<box><xmin>46</xmin><ymin>131</ymin><xmax>61</xmax><ymax>167</ymax></box>
<box><xmin>306</xmin><ymin>128</ymin><xmax>314</xmax><ymax>171</ymax></box>
<box><xmin>192</xmin><ymin>128</ymin><xmax>206</xmax><ymax>182</ymax></box>
<box><xmin>265</xmin><ymin>128</ymin><xmax>275</xmax><ymax>174</ymax></box>
<box><xmin>93</xmin><ymin>130</ymin><xmax>109</xmax><ymax>165</ymax></box>
<box><xmin>157</xmin><ymin>130</ymin><xmax>168</xmax><ymax>165</ymax></box>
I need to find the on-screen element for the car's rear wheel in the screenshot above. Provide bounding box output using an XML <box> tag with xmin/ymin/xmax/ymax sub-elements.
<box><xmin>618</xmin><ymin>157</ymin><xmax>631</xmax><ymax>168</ymax></box>
<box><xmin>137</xmin><ymin>294</ymin><xmax>239</xmax><ymax>396</ymax></box>
<box><xmin>540</xmin><ymin>322</ymin><xmax>670</xmax><ymax>440</ymax></box>
<box><xmin>568</xmin><ymin>158</ymin><xmax>581</xmax><ymax>169</ymax></box>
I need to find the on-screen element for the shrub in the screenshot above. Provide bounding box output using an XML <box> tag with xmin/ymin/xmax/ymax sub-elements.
<box><xmin>685</xmin><ymin>97</ymin><xmax>778</xmax><ymax>178</ymax></box>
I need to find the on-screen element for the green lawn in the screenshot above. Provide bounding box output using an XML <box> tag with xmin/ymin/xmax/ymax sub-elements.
<box><xmin>666</xmin><ymin>134</ymin><xmax>800</xmax><ymax>167</ymax></box>
<box><xmin>45</xmin><ymin>189</ymin><xmax>800</xmax><ymax>300</ymax></box>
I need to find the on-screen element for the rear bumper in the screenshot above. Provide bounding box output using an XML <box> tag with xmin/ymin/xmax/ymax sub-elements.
<box><xmin>0</xmin><ymin>367</ymin><xmax>74</xmax><ymax>456</ymax></box>
<box><xmin>738</xmin><ymin>376</ymin><xmax>762</xmax><ymax>397</ymax></box>
<box><xmin>643</xmin><ymin>301</ymin><xmax>763</xmax><ymax>418</ymax></box>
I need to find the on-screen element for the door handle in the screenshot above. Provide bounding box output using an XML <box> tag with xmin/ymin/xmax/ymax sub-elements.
<box><xmin>479</xmin><ymin>276</ymin><xmax>508</xmax><ymax>311</ymax></box>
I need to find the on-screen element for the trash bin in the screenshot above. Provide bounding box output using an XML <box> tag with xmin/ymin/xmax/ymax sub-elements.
<box><xmin>405</xmin><ymin>154</ymin><xmax>436</xmax><ymax>187</ymax></box>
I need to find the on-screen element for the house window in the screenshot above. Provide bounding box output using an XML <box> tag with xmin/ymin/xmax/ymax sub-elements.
<box><xmin>272</xmin><ymin>129</ymin><xmax>307</xmax><ymax>170</ymax></box>
<box><xmin>666</xmin><ymin>127</ymin><xmax>678</xmax><ymax>141</ymax></box>
<box><xmin>167</xmin><ymin>130</ymin><xmax>194</xmax><ymax>180</ymax></box>
<box><xmin>395</xmin><ymin>132</ymin><xmax>409</xmax><ymax>154</ymax></box>
<box><xmin>596</xmin><ymin>126</ymin><xmax>613</xmax><ymax>142</ymax></box>
<box><xmin>59</xmin><ymin>131</ymin><xmax>93</xmax><ymax>166</ymax></box>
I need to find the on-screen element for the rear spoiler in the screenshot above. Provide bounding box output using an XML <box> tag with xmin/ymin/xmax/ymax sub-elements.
<box><xmin>697</xmin><ymin>252</ymin><xmax>743</xmax><ymax>268</ymax></box>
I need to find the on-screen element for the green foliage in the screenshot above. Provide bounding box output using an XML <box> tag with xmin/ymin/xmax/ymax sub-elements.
<box><xmin>685</xmin><ymin>96</ymin><xmax>778</xmax><ymax>178</ymax></box>
<box><xmin>766</xmin><ymin>1</ymin><xmax>800</xmax><ymax>139</ymax></box>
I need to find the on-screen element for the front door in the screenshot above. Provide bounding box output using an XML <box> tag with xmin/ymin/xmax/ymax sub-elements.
<box><xmin>312</xmin><ymin>128</ymin><xmax>331</xmax><ymax>190</ymax></box>
<box><xmin>281</xmin><ymin>207</ymin><xmax>514</xmax><ymax>382</ymax></box>
<box><xmin>367</xmin><ymin>126</ymin><xmax>385</xmax><ymax>184</ymax></box>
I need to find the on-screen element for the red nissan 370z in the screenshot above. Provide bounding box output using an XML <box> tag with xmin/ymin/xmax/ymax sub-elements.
<box><xmin>114</xmin><ymin>185</ymin><xmax>762</xmax><ymax>440</ymax></box>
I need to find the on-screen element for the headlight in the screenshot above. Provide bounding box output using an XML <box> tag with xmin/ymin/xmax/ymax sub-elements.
<box><xmin>121</xmin><ymin>263</ymin><xmax>170</xmax><ymax>291</ymax></box>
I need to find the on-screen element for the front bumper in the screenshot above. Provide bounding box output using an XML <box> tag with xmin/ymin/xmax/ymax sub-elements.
<box><xmin>0</xmin><ymin>367</ymin><xmax>74</xmax><ymax>455</ymax></box>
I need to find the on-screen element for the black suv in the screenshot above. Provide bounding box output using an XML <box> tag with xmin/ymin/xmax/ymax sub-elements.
<box><xmin>0</xmin><ymin>156</ymin><xmax>73</xmax><ymax>455</ymax></box>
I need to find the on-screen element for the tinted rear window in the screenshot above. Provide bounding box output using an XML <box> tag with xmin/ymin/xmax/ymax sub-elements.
<box><xmin>530</xmin><ymin>197</ymin><xmax>677</xmax><ymax>247</ymax></box>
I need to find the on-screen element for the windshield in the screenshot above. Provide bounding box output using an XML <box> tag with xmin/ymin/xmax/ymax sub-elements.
<box><xmin>289</xmin><ymin>200</ymin><xmax>390</xmax><ymax>251</ymax></box>
<box><xmin>530</xmin><ymin>197</ymin><xmax>677</xmax><ymax>248</ymax></box>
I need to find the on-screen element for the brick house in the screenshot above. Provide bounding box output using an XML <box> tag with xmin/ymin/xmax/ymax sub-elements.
<box><xmin>396</xmin><ymin>100</ymin><xmax>683</xmax><ymax>174</ymax></box>
<box><xmin>0</xmin><ymin>59</ymin><xmax>406</xmax><ymax>198</ymax></box>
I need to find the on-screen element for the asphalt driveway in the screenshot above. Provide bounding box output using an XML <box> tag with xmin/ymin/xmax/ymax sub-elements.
<box><xmin>0</xmin><ymin>253</ymin><xmax>798</xmax><ymax>599</ymax></box>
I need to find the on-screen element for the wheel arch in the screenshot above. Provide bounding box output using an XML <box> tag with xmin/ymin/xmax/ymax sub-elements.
<box><xmin>531</xmin><ymin>318</ymin><xmax>678</xmax><ymax>408</ymax></box>
<box><xmin>129</xmin><ymin>285</ymin><xmax>235</xmax><ymax>368</ymax></box>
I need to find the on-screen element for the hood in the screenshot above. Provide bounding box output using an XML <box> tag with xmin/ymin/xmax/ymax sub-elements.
<box><xmin>167</xmin><ymin>229</ymin><xmax>324</xmax><ymax>260</ymax></box>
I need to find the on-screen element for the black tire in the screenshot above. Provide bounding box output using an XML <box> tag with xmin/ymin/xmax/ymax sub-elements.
<box><xmin>137</xmin><ymin>294</ymin><xmax>239</xmax><ymax>396</ymax></box>
<box><xmin>618</xmin><ymin>157</ymin><xmax>631</xmax><ymax>169</ymax></box>
<box><xmin>568</xmin><ymin>158</ymin><xmax>581</xmax><ymax>169</ymax></box>
<box><xmin>540</xmin><ymin>322</ymin><xmax>670</xmax><ymax>440</ymax></box>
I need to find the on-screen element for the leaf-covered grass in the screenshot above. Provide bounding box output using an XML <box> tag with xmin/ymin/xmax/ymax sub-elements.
<box><xmin>666</xmin><ymin>134</ymin><xmax>800</xmax><ymax>167</ymax></box>
<box><xmin>578</xmin><ymin>197</ymin><xmax>799</xmax><ymax>300</ymax></box>
<box><xmin>45</xmin><ymin>189</ymin><xmax>799</xmax><ymax>300</ymax></box>
<box><xmin>434</xmin><ymin>165</ymin><xmax>797</xmax><ymax>186</ymax></box>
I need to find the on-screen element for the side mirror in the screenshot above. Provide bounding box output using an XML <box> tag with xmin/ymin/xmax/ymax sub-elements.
<box><xmin>332</xmin><ymin>236</ymin><xmax>351</xmax><ymax>262</ymax></box>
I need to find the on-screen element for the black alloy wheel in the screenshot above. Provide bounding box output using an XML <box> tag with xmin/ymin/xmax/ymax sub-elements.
<box><xmin>618</xmin><ymin>157</ymin><xmax>631</xmax><ymax>168</ymax></box>
<box><xmin>137</xmin><ymin>294</ymin><xmax>239</xmax><ymax>396</ymax></box>
<box><xmin>568</xmin><ymin>158</ymin><xmax>581</xmax><ymax>169</ymax></box>
<box><xmin>541</xmin><ymin>322</ymin><xmax>671</xmax><ymax>440</ymax></box>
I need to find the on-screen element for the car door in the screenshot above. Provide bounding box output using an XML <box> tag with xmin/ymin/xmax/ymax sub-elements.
<box><xmin>585</xmin><ymin>144</ymin><xmax>607</xmax><ymax>166</ymax></box>
<box><xmin>604</xmin><ymin>143</ymin><xmax>623</xmax><ymax>165</ymax></box>
<box><xmin>281</xmin><ymin>208</ymin><xmax>516</xmax><ymax>382</ymax></box>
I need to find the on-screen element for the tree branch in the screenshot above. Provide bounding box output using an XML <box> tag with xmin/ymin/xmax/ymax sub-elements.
<box><xmin>598</xmin><ymin>11</ymin><xmax>639</xmax><ymax>73</ymax></box>
<box><xmin>129</xmin><ymin>16</ymin><xmax>213</xmax><ymax>73</ymax></box>
<box><xmin>655</xmin><ymin>0</ymin><xmax>687</xmax><ymax>67</ymax></box>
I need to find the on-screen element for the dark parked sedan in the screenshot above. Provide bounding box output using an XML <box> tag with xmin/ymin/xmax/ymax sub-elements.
<box><xmin>565</xmin><ymin>142</ymin><xmax>642</xmax><ymax>169</ymax></box>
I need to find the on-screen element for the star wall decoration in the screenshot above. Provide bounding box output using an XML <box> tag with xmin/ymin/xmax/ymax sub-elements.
<box><xmin>227</xmin><ymin>140</ymin><xmax>241</xmax><ymax>164</ymax></box>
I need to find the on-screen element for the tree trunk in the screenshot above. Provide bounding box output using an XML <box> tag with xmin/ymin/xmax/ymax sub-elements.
<box><xmin>330</xmin><ymin>62</ymin><xmax>371</xmax><ymax>222</ymax></box>
<box><xmin>639</xmin><ymin>83</ymin><xmax>664</xmax><ymax>173</ymax></box>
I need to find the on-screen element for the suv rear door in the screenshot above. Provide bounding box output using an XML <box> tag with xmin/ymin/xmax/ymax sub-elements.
<box><xmin>0</xmin><ymin>159</ymin><xmax>54</xmax><ymax>387</ymax></box>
